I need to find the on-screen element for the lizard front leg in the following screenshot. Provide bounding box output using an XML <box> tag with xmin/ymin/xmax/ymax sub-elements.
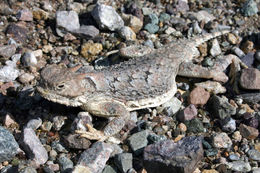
<box><xmin>76</xmin><ymin>99</ymin><xmax>130</xmax><ymax>141</ymax></box>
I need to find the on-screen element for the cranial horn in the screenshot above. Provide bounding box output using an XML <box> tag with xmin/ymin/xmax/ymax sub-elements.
<box><xmin>69</xmin><ymin>64</ymin><xmax>82</xmax><ymax>72</ymax></box>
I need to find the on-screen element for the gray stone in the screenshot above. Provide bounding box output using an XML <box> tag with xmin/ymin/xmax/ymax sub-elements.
<box><xmin>208</xmin><ymin>95</ymin><xmax>236</xmax><ymax>119</ymax></box>
<box><xmin>0</xmin><ymin>126</ymin><xmax>19</xmax><ymax>162</ymax></box>
<box><xmin>228</xmin><ymin>154</ymin><xmax>240</xmax><ymax>161</ymax></box>
<box><xmin>232</xmin><ymin>47</ymin><xmax>245</xmax><ymax>58</ymax></box>
<box><xmin>212</xmin><ymin>132</ymin><xmax>232</xmax><ymax>149</ymax></box>
<box><xmin>189</xmin><ymin>10</ymin><xmax>215</xmax><ymax>23</ymax></box>
<box><xmin>0</xmin><ymin>44</ymin><xmax>16</xmax><ymax>59</ymax></box>
<box><xmin>185</xmin><ymin>118</ymin><xmax>204</xmax><ymax>133</ymax></box>
<box><xmin>144</xmin><ymin>23</ymin><xmax>159</xmax><ymax>34</ymax></box>
<box><xmin>63</xmin><ymin>134</ymin><xmax>91</xmax><ymax>150</ymax></box>
<box><xmin>195</xmin><ymin>81</ymin><xmax>226</xmax><ymax>94</ymax></box>
<box><xmin>91</xmin><ymin>4</ymin><xmax>124</xmax><ymax>31</ymax></box>
<box><xmin>20</xmin><ymin>167</ymin><xmax>37</xmax><ymax>173</ymax></box>
<box><xmin>52</xmin><ymin>116</ymin><xmax>67</xmax><ymax>131</ymax></box>
<box><xmin>22</xmin><ymin>52</ymin><xmax>38</xmax><ymax>67</ymax></box>
<box><xmin>241</xmin><ymin>0</ymin><xmax>258</xmax><ymax>17</ymax></box>
<box><xmin>58</xmin><ymin>155</ymin><xmax>74</xmax><ymax>172</ymax></box>
<box><xmin>210</xmin><ymin>39</ymin><xmax>221</xmax><ymax>57</ymax></box>
<box><xmin>51</xmin><ymin>141</ymin><xmax>67</xmax><ymax>153</ymax></box>
<box><xmin>56</xmin><ymin>11</ymin><xmax>80</xmax><ymax>37</ymax></box>
<box><xmin>128</xmin><ymin>130</ymin><xmax>150</xmax><ymax>155</ymax></box>
<box><xmin>118</xmin><ymin>26</ymin><xmax>136</xmax><ymax>40</ymax></box>
<box><xmin>239</xmin><ymin>68</ymin><xmax>260</xmax><ymax>90</ymax></box>
<box><xmin>76</xmin><ymin>142</ymin><xmax>113</xmax><ymax>173</ymax></box>
<box><xmin>21</xmin><ymin>127</ymin><xmax>48</xmax><ymax>165</ymax></box>
<box><xmin>226</xmin><ymin>161</ymin><xmax>251</xmax><ymax>172</ymax></box>
<box><xmin>102</xmin><ymin>165</ymin><xmax>117</xmax><ymax>173</ymax></box>
<box><xmin>25</xmin><ymin>118</ymin><xmax>42</xmax><ymax>130</ymax></box>
<box><xmin>73</xmin><ymin>25</ymin><xmax>99</xmax><ymax>39</ymax></box>
<box><xmin>144</xmin><ymin>136</ymin><xmax>204</xmax><ymax>173</ymax></box>
<box><xmin>0</xmin><ymin>54</ymin><xmax>20</xmax><ymax>82</ymax></box>
<box><xmin>157</xmin><ymin>97</ymin><xmax>182</xmax><ymax>116</ymax></box>
<box><xmin>221</xmin><ymin>118</ymin><xmax>236</xmax><ymax>132</ymax></box>
<box><xmin>144</xmin><ymin>13</ymin><xmax>159</xmax><ymax>25</ymax></box>
<box><xmin>114</xmin><ymin>153</ymin><xmax>133</xmax><ymax>173</ymax></box>
<box><xmin>71</xmin><ymin>112</ymin><xmax>92</xmax><ymax>131</ymax></box>
<box><xmin>247</xmin><ymin>149</ymin><xmax>260</xmax><ymax>161</ymax></box>
<box><xmin>110</xmin><ymin>144</ymin><xmax>123</xmax><ymax>157</ymax></box>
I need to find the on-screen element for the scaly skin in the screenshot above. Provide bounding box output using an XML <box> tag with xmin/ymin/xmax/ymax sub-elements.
<box><xmin>37</xmin><ymin>30</ymin><xmax>245</xmax><ymax>140</ymax></box>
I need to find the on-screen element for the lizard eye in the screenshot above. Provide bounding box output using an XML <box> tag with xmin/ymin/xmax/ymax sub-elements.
<box><xmin>56</xmin><ymin>83</ymin><xmax>65</xmax><ymax>90</ymax></box>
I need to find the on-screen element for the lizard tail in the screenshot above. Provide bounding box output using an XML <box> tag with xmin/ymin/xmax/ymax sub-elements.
<box><xmin>192</xmin><ymin>30</ymin><xmax>231</xmax><ymax>47</ymax></box>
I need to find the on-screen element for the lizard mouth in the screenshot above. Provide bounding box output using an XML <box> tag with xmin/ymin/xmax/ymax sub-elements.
<box><xmin>36</xmin><ymin>86</ymin><xmax>83</xmax><ymax>107</ymax></box>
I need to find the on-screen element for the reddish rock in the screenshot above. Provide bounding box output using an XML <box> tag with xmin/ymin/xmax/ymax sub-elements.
<box><xmin>189</xmin><ymin>86</ymin><xmax>210</xmax><ymax>106</ymax></box>
<box><xmin>177</xmin><ymin>104</ymin><xmax>198</xmax><ymax>122</ymax></box>
<box><xmin>16</xmin><ymin>9</ymin><xmax>33</xmax><ymax>21</ymax></box>
<box><xmin>239</xmin><ymin>124</ymin><xmax>259</xmax><ymax>140</ymax></box>
<box><xmin>239</xmin><ymin>68</ymin><xmax>260</xmax><ymax>90</ymax></box>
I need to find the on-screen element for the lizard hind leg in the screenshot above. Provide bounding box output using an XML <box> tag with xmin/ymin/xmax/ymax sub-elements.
<box><xmin>77</xmin><ymin>100</ymin><xmax>130</xmax><ymax>141</ymax></box>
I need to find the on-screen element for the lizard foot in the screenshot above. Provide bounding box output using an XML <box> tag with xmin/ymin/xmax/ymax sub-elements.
<box><xmin>75</xmin><ymin>124</ymin><xmax>107</xmax><ymax>141</ymax></box>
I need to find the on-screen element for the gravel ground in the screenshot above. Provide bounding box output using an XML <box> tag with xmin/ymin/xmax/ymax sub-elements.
<box><xmin>0</xmin><ymin>0</ymin><xmax>259</xmax><ymax>173</ymax></box>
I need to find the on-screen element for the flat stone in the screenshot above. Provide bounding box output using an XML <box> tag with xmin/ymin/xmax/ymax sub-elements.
<box><xmin>91</xmin><ymin>4</ymin><xmax>124</xmax><ymax>31</ymax></box>
<box><xmin>76</xmin><ymin>142</ymin><xmax>113</xmax><ymax>173</ymax></box>
<box><xmin>63</xmin><ymin>134</ymin><xmax>91</xmax><ymax>150</ymax></box>
<box><xmin>56</xmin><ymin>11</ymin><xmax>80</xmax><ymax>37</ymax></box>
<box><xmin>212</xmin><ymin>132</ymin><xmax>232</xmax><ymax>149</ymax></box>
<box><xmin>226</xmin><ymin>161</ymin><xmax>251</xmax><ymax>172</ymax></box>
<box><xmin>188</xmin><ymin>87</ymin><xmax>210</xmax><ymax>106</ymax></box>
<box><xmin>16</xmin><ymin>9</ymin><xmax>33</xmax><ymax>21</ymax></box>
<box><xmin>21</xmin><ymin>127</ymin><xmax>48</xmax><ymax>165</ymax></box>
<box><xmin>208</xmin><ymin>95</ymin><xmax>236</xmax><ymax>119</ymax></box>
<box><xmin>102</xmin><ymin>165</ymin><xmax>117</xmax><ymax>173</ymax></box>
<box><xmin>0</xmin><ymin>44</ymin><xmax>16</xmax><ymax>59</ymax></box>
<box><xmin>177</xmin><ymin>104</ymin><xmax>197</xmax><ymax>122</ymax></box>
<box><xmin>128</xmin><ymin>130</ymin><xmax>150</xmax><ymax>155</ymax></box>
<box><xmin>0</xmin><ymin>126</ymin><xmax>19</xmax><ymax>162</ymax></box>
<box><xmin>239</xmin><ymin>68</ymin><xmax>260</xmax><ymax>90</ymax></box>
<box><xmin>144</xmin><ymin>136</ymin><xmax>204</xmax><ymax>173</ymax></box>
<box><xmin>73</xmin><ymin>25</ymin><xmax>99</xmax><ymax>39</ymax></box>
<box><xmin>239</xmin><ymin>123</ymin><xmax>259</xmax><ymax>140</ymax></box>
<box><xmin>195</xmin><ymin>81</ymin><xmax>226</xmax><ymax>94</ymax></box>
<box><xmin>114</xmin><ymin>153</ymin><xmax>133</xmax><ymax>173</ymax></box>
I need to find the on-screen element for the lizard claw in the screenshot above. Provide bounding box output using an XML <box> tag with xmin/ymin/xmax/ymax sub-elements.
<box><xmin>75</xmin><ymin>124</ymin><xmax>107</xmax><ymax>141</ymax></box>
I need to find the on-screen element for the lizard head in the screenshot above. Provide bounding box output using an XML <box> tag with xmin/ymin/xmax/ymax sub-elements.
<box><xmin>37</xmin><ymin>63</ymin><xmax>88</xmax><ymax>106</ymax></box>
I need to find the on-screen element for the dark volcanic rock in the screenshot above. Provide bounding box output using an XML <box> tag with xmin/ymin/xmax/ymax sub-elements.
<box><xmin>143</xmin><ymin>136</ymin><xmax>203</xmax><ymax>173</ymax></box>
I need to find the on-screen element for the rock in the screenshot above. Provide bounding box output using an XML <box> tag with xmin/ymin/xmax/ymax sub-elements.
<box><xmin>185</xmin><ymin>118</ymin><xmax>204</xmax><ymax>133</ymax></box>
<box><xmin>241</xmin><ymin>40</ymin><xmax>254</xmax><ymax>54</ymax></box>
<box><xmin>195</xmin><ymin>81</ymin><xmax>226</xmax><ymax>94</ymax></box>
<box><xmin>236</xmin><ymin>93</ymin><xmax>260</xmax><ymax>104</ymax></box>
<box><xmin>71</xmin><ymin>112</ymin><xmax>92</xmax><ymax>131</ymax></box>
<box><xmin>227</xmin><ymin>33</ymin><xmax>238</xmax><ymax>45</ymax></box>
<box><xmin>0</xmin><ymin>54</ymin><xmax>20</xmax><ymax>82</ymax></box>
<box><xmin>202</xmin><ymin>57</ymin><xmax>214</xmax><ymax>67</ymax></box>
<box><xmin>232</xmin><ymin>47</ymin><xmax>245</xmax><ymax>58</ymax></box>
<box><xmin>157</xmin><ymin>97</ymin><xmax>182</xmax><ymax>116</ymax></box>
<box><xmin>144</xmin><ymin>13</ymin><xmax>159</xmax><ymax>25</ymax></box>
<box><xmin>51</xmin><ymin>141</ymin><xmax>67</xmax><ymax>153</ymax></box>
<box><xmin>239</xmin><ymin>68</ymin><xmax>260</xmax><ymax>90</ymax></box>
<box><xmin>21</xmin><ymin>127</ymin><xmax>48</xmax><ymax>165</ymax></box>
<box><xmin>52</xmin><ymin>116</ymin><xmax>67</xmax><ymax>131</ymax></box>
<box><xmin>25</xmin><ymin>118</ymin><xmax>42</xmax><ymax>130</ymax></box>
<box><xmin>144</xmin><ymin>23</ymin><xmax>159</xmax><ymax>34</ymax></box>
<box><xmin>255</xmin><ymin>50</ymin><xmax>260</xmax><ymax>62</ymax></box>
<box><xmin>229</xmin><ymin>154</ymin><xmax>240</xmax><ymax>161</ymax></box>
<box><xmin>58</xmin><ymin>155</ymin><xmax>74</xmax><ymax>172</ymax></box>
<box><xmin>81</xmin><ymin>42</ymin><xmax>103</xmax><ymax>60</ymax></box>
<box><xmin>6</xmin><ymin>23</ymin><xmax>28</xmax><ymax>43</ymax></box>
<box><xmin>3</xmin><ymin>113</ymin><xmax>18</xmax><ymax>128</ymax></box>
<box><xmin>63</xmin><ymin>134</ymin><xmax>91</xmax><ymax>149</ymax></box>
<box><xmin>20</xmin><ymin>167</ymin><xmax>37</xmax><ymax>173</ymax></box>
<box><xmin>188</xmin><ymin>87</ymin><xmax>210</xmax><ymax>106</ymax></box>
<box><xmin>232</xmin><ymin>131</ymin><xmax>242</xmax><ymax>142</ymax></box>
<box><xmin>32</xmin><ymin>8</ymin><xmax>49</xmax><ymax>20</ymax></box>
<box><xmin>114</xmin><ymin>153</ymin><xmax>133</xmax><ymax>173</ymax></box>
<box><xmin>118</xmin><ymin>26</ymin><xmax>136</xmax><ymax>40</ymax></box>
<box><xmin>221</xmin><ymin>117</ymin><xmax>236</xmax><ymax>132</ymax></box>
<box><xmin>76</xmin><ymin>142</ymin><xmax>113</xmax><ymax>173</ymax></box>
<box><xmin>210</xmin><ymin>39</ymin><xmax>221</xmax><ymax>57</ymax></box>
<box><xmin>68</xmin><ymin>2</ymin><xmax>84</xmax><ymax>14</ymax></box>
<box><xmin>177</xmin><ymin>104</ymin><xmax>197</xmax><ymax>122</ymax></box>
<box><xmin>128</xmin><ymin>130</ymin><xmax>150</xmax><ymax>155</ymax></box>
<box><xmin>0</xmin><ymin>44</ymin><xmax>16</xmax><ymax>59</ymax></box>
<box><xmin>189</xmin><ymin>10</ymin><xmax>215</xmax><ymax>23</ymax></box>
<box><xmin>239</xmin><ymin>124</ymin><xmax>259</xmax><ymax>140</ymax></box>
<box><xmin>110</xmin><ymin>144</ymin><xmax>123</xmax><ymax>157</ymax></box>
<box><xmin>226</xmin><ymin>161</ymin><xmax>251</xmax><ymax>172</ymax></box>
<box><xmin>73</xmin><ymin>25</ymin><xmax>99</xmax><ymax>39</ymax></box>
<box><xmin>193</xmin><ymin>21</ymin><xmax>202</xmax><ymax>34</ymax></box>
<box><xmin>0</xmin><ymin>126</ymin><xmax>19</xmax><ymax>162</ymax></box>
<box><xmin>241</xmin><ymin>0</ymin><xmax>258</xmax><ymax>17</ymax></box>
<box><xmin>159</xmin><ymin>13</ymin><xmax>171</xmax><ymax>22</ymax></box>
<box><xmin>22</xmin><ymin>52</ymin><xmax>38</xmax><ymax>67</ymax></box>
<box><xmin>247</xmin><ymin>149</ymin><xmax>260</xmax><ymax>161</ymax></box>
<box><xmin>18</xmin><ymin>73</ymin><xmax>35</xmax><ymax>84</ymax></box>
<box><xmin>102</xmin><ymin>165</ymin><xmax>117</xmax><ymax>173</ymax></box>
<box><xmin>176</xmin><ymin>0</ymin><xmax>189</xmax><ymax>12</ymax></box>
<box><xmin>56</xmin><ymin>11</ymin><xmax>80</xmax><ymax>37</ymax></box>
<box><xmin>91</xmin><ymin>4</ymin><xmax>124</xmax><ymax>31</ymax></box>
<box><xmin>240</xmin><ymin>52</ymin><xmax>255</xmax><ymax>67</ymax></box>
<box><xmin>212</xmin><ymin>132</ymin><xmax>232</xmax><ymax>149</ymax></box>
<box><xmin>124</xmin><ymin>15</ymin><xmax>143</xmax><ymax>33</ymax></box>
<box><xmin>165</xmin><ymin>27</ymin><xmax>176</xmax><ymax>35</ymax></box>
<box><xmin>208</xmin><ymin>95</ymin><xmax>236</xmax><ymax>119</ymax></box>
<box><xmin>16</xmin><ymin>9</ymin><xmax>33</xmax><ymax>21</ymax></box>
<box><xmin>144</xmin><ymin>136</ymin><xmax>203</xmax><ymax>173</ymax></box>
